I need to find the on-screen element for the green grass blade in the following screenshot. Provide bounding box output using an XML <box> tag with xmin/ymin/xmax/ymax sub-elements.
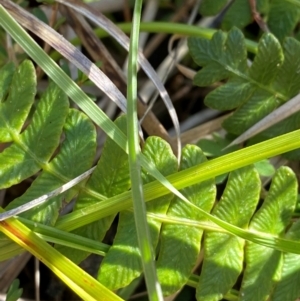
<box><xmin>0</xmin><ymin>212</ymin><xmax>123</xmax><ymax>301</ymax></box>
<box><xmin>126</xmin><ymin>1</ymin><xmax>162</xmax><ymax>300</ymax></box>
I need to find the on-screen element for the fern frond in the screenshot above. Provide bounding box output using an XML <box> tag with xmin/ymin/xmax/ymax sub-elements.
<box><xmin>272</xmin><ymin>220</ymin><xmax>300</xmax><ymax>301</ymax></box>
<box><xmin>156</xmin><ymin>145</ymin><xmax>216</xmax><ymax>295</ymax></box>
<box><xmin>56</xmin><ymin>115</ymin><xmax>130</xmax><ymax>264</ymax></box>
<box><xmin>197</xmin><ymin>165</ymin><xmax>260</xmax><ymax>301</ymax></box>
<box><xmin>188</xmin><ymin>28</ymin><xmax>300</xmax><ymax>147</ymax></box>
<box><xmin>97</xmin><ymin>137</ymin><xmax>177</xmax><ymax>290</ymax></box>
<box><xmin>240</xmin><ymin>167</ymin><xmax>297</xmax><ymax>301</ymax></box>
<box><xmin>0</xmin><ymin>60</ymin><xmax>97</xmax><ymax>257</ymax></box>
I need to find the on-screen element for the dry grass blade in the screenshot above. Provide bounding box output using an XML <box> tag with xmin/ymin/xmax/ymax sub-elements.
<box><xmin>179</xmin><ymin>114</ymin><xmax>230</xmax><ymax>145</ymax></box>
<box><xmin>0</xmin><ymin>167</ymin><xmax>96</xmax><ymax>222</ymax></box>
<box><xmin>0</xmin><ymin>0</ymin><xmax>127</xmax><ymax>113</ymax></box>
<box><xmin>54</xmin><ymin>0</ymin><xmax>182</xmax><ymax>159</ymax></box>
<box><xmin>60</xmin><ymin>5</ymin><xmax>174</xmax><ymax>149</ymax></box>
<box><xmin>0</xmin><ymin>253</ymin><xmax>31</xmax><ymax>292</ymax></box>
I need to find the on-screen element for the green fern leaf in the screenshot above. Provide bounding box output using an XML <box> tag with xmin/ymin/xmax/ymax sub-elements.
<box><xmin>0</xmin><ymin>76</ymin><xmax>68</xmax><ymax>188</ymax></box>
<box><xmin>97</xmin><ymin>136</ymin><xmax>177</xmax><ymax>290</ymax></box>
<box><xmin>0</xmin><ymin>62</ymin><xmax>98</xmax><ymax>260</ymax></box>
<box><xmin>188</xmin><ymin>28</ymin><xmax>300</xmax><ymax>136</ymax></box>
<box><xmin>0</xmin><ymin>60</ymin><xmax>35</xmax><ymax>142</ymax></box>
<box><xmin>6</xmin><ymin>279</ymin><xmax>23</xmax><ymax>301</ymax></box>
<box><xmin>5</xmin><ymin>108</ymin><xmax>96</xmax><ymax>225</ymax></box>
<box><xmin>248</xmin><ymin>111</ymin><xmax>300</xmax><ymax>160</ymax></box>
<box><xmin>274</xmin><ymin>38</ymin><xmax>300</xmax><ymax>98</ymax></box>
<box><xmin>0</xmin><ymin>62</ymin><xmax>69</xmax><ymax>188</ymax></box>
<box><xmin>199</xmin><ymin>0</ymin><xmax>228</xmax><ymax>16</ymax></box>
<box><xmin>156</xmin><ymin>145</ymin><xmax>216</xmax><ymax>296</ymax></box>
<box><xmin>197</xmin><ymin>165</ymin><xmax>260</xmax><ymax>301</ymax></box>
<box><xmin>222</xmin><ymin>0</ymin><xmax>253</xmax><ymax>30</ymax></box>
<box><xmin>272</xmin><ymin>219</ymin><xmax>300</xmax><ymax>301</ymax></box>
<box><xmin>268</xmin><ymin>0</ymin><xmax>300</xmax><ymax>42</ymax></box>
<box><xmin>246</xmin><ymin>38</ymin><xmax>300</xmax><ymax>159</ymax></box>
<box><xmin>240</xmin><ymin>167</ymin><xmax>298</xmax><ymax>301</ymax></box>
<box><xmin>56</xmin><ymin>114</ymin><xmax>130</xmax><ymax>263</ymax></box>
<box><xmin>0</xmin><ymin>62</ymin><xmax>15</xmax><ymax>103</ymax></box>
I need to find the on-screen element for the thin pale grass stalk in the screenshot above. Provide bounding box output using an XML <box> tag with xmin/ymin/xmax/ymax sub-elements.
<box><xmin>127</xmin><ymin>1</ymin><xmax>163</xmax><ymax>300</ymax></box>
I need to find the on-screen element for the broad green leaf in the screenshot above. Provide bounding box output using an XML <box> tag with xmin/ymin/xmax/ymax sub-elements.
<box><xmin>56</xmin><ymin>115</ymin><xmax>130</xmax><ymax>263</ymax></box>
<box><xmin>240</xmin><ymin>167</ymin><xmax>298</xmax><ymax>301</ymax></box>
<box><xmin>0</xmin><ymin>81</ymin><xmax>68</xmax><ymax>188</ymax></box>
<box><xmin>197</xmin><ymin>166</ymin><xmax>260</xmax><ymax>301</ymax></box>
<box><xmin>272</xmin><ymin>220</ymin><xmax>300</xmax><ymax>301</ymax></box>
<box><xmin>199</xmin><ymin>0</ymin><xmax>228</xmax><ymax>16</ymax></box>
<box><xmin>222</xmin><ymin>0</ymin><xmax>253</xmax><ymax>30</ymax></box>
<box><xmin>98</xmin><ymin>137</ymin><xmax>177</xmax><ymax>290</ymax></box>
<box><xmin>197</xmin><ymin>133</ymin><xmax>238</xmax><ymax>157</ymax></box>
<box><xmin>248</xmin><ymin>38</ymin><xmax>300</xmax><ymax>154</ymax></box>
<box><xmin>5</xmin><ymin>108</ymin><xmax>96</xmax><ymax>226</ymax></box>
<box><xmin>6</xmin><ymin>279</ymin><xmax>23</xmax><ymax>301</ymax></box>
<box><xmin>220</xmin><ymin>0</ymin><xmax>268</xmax><ymax>30</ymax></box>
<box><xmin>189</xmin><ymin>28</ymin><xmax>247</xmax><ymax>88</ymax></box>
<box><xmin>268</xmin><ymin>0</ymin><xmax>300</xmax><ymax>42</ymax></box>
<box><xmin>253</xmin><ymin>160</ymin><xmax>275</xmax><ymax>177</ymax></box>
<box><xmin>156</xmin><ymin>145</ymin><xmax>216</xmax><ymax>296</ymax></box>
<box><xmin>0</xmin><ymin>60</ymin><xmax>35</xmax><ymax>142</ymax></box>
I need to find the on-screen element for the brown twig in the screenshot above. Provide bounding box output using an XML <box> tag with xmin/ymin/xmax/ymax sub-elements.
<box><xmin>248</xmin><ymin>0</ymin><xmax>269</xmax><ymax>32</ymax></box>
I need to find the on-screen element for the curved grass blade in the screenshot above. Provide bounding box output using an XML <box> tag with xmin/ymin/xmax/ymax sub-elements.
<box><xmin>0</xmin><ymin>214</ymin><xmax>123</xmax><ymax>301</ymax></box>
